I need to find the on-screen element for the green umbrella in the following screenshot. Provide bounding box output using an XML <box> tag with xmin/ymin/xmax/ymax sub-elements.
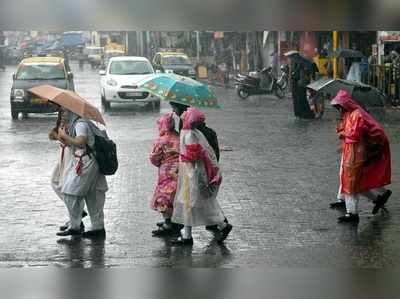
<box><xmin>137</xmin><ymin>73</ymin><xmax>221</xmax><ymax>108</ymax></box>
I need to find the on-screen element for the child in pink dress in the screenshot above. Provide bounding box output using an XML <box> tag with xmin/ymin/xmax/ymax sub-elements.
<box><xmin>149</xmin><ymin>113</ymin><xmax>180</xmax><ymax>236</ymax></box>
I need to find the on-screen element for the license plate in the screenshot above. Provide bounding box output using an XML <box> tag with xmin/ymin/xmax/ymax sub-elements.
<box><xmin>125</xmin><ymin>92</ymin><xmax>142</xmax><ymax>97</ymax></box>
<box><xmin>31</xmin><ymin>98</ymin><xmax>47</xmax><ymax>104</ymax></box>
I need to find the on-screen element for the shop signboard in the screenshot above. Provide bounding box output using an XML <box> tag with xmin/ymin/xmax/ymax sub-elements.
<box><xmin>379</xmin><ymin>31</ymin><xmax>400</xmax><ymax>42</ymax></box>
<box><xmin>214</xmin><ymin>32</ymin><xmax>224</xmax><ymax>39</ymax></box>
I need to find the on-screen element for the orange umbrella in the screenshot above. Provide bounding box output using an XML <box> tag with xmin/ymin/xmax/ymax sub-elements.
<box><xmin>28</xmin><ymin>85</ymin><xmax>106</xmax><ymax>125</ymax></box>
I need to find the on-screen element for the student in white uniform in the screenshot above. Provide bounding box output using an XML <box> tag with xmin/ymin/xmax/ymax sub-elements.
<box><xmin>57</xmin><ymin>111</ymin><xmax>108</xmax><ymax>238</ymax></box>
<box><xmin>49</xmin><ymin>110</ymin><xmax>88</xmax><ymax>231</ymax></box>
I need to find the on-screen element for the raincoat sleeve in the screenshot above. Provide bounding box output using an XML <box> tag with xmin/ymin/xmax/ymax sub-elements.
<box><xmin>149</xmin><ymin>140</ymin><xmax>164</xmax><ymax>167</ymax></box>
<box><xmin>344</xmin><ymin>110</ymin><xmax>365</xmax><ymax>144</ymax></box>
<box><xmin>336</xmin><ymin>121</ymin><xmax>345</xmax><ymax>139</ymax></box>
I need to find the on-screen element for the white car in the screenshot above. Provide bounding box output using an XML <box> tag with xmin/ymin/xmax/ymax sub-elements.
<box><xmin>100</xmin><ymin>56</ymin><xmax>160</xmax><ymax>110</ymax></box>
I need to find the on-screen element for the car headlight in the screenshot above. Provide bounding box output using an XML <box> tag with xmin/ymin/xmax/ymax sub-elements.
<box><xmin>13</xmin><ymin>89</ymin><xmax>25</xmax><ymax>99</ymax></box>
<box><xmin>189</xmin><ymin>69</ymin><xmax>196</xmax><ymax>75</ymax></box>
<box><xmin>107</xmin><ymin>79</ymin><xmax>118</xmax><ymax>86</ymax></box>
<box><xmin>165</xmin><ymin>69</ymin><xmax>174</xmax><ymax>74</ymax></box>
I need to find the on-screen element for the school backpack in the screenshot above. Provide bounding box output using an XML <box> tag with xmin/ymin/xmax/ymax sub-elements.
<box><xmin>86</xmin><ymin>121</ymin><xmax>119</xmax><ymax>176</ymax></box>
<box><xmin>197</xmin><ymin>124</ymin><xmax>220</xmax><ymax>162</ymax></box>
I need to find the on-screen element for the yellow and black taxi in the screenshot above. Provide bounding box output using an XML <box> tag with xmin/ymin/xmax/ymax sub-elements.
<box><xmin>10</xmin><ymin>56</ymin><xmax>74</xmax><ymax>119</ymax></box>
<box><xmin>152</xmin><ymin>51</ymin><xmax>197</xmax><ymax>79</ymax></box>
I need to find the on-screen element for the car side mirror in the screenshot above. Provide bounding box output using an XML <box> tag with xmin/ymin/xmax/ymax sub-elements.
<box><xmin>12</xmin><ymin>73</ymin><xmax>16</xmax><ymax>80</ymax></box>
<box><xmin>99</xmin><ymin>70</ymin><xmax>106</xmax><ymax>76</ymax></box>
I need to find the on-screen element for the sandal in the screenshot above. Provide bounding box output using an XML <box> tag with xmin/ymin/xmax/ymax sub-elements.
<box><xmin>152</xmin><ymin>225</ymin><xmax>175</xmax><ymax>237</ymax></box>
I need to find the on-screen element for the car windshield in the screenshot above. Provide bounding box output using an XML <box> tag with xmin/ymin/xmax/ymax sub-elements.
<box><xmin>16</xmin><ymin>64</ymin><xmax>66</xmax><ymax>80</ymax></box>
<box><xmin>162</xmin><ymin>56</ymin><xmax>190</xmax><ymax>65</ymax></box>
<box><xmin>109</xmin><ymin>60</ymin><xmax>153</xmax><ymax>75</ymax></box>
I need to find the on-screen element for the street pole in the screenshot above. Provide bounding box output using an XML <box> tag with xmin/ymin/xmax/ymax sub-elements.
<box><xmin>125</xmin><ymin>31</ymin><xmax>128</xmax><ymax>54</ymax></box>
<box><xmin>333</xmin><ymin>31</ymin><xmax>338</xmax><ymax>79</ymax></box>
<box><xmin>196</xmin><ymin>31</ymin><xmax>200</xmax><ymax>63</ymax></box>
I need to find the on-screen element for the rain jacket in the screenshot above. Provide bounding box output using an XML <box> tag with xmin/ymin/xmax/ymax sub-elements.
<box><xmin>172</xmin><ymin>108</ymin><xmax>225</xmax><ymax>226</ymax></box>
<box><xmin>332</xmin><ymin>90</ymin><xmax>391</xmax><ymax>194</ymax></box>
<box><xmin>149</xmin><ymin>113</ymin><xmax>180</xmax><ymax>213</ymax></box>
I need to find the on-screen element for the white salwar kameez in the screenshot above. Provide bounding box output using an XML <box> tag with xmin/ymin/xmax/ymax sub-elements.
<box><xmin>61</xmin><ymin>120</ymin><xmax>108</xmax><ymax>230</ymax></box>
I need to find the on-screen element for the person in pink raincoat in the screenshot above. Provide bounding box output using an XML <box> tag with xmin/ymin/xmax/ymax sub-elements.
<box><xmin>331</xmin><ymin>90</ymin><xmax>392</xmax><ymax>223</ymax></box>
<box><xmin>149</xmin><ymin>113</ymin><xmax>181</xmax><ymax>236</ymax></box>
<box><xmin>171</xmin><ymin>107</ymin><xmax>233</xmax><ymax>245</ymax></box>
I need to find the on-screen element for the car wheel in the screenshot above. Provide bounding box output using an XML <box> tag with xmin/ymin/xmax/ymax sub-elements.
<box><xmin>145</xmin><ymin>102</ymin><xmax>153</xmax><ymax>110</ymax></box>
<box><xmin>154</xmin><ymin>100</ymin><xmax>161</xmax><ymax>110</ymax></box>
<box><xmin>11</xmin><ymin>108</ymin><xmax>18</xmax><ymax>120</ymax></box>
<box><xmin>101</xmin><ymin>94</ymin><xmax>111</xmax><ymax>111</ymax></box>
<box><xmin>237</xmin><ymin>88</ymin><xmax>249</xmax><ymax>99</ymax></box>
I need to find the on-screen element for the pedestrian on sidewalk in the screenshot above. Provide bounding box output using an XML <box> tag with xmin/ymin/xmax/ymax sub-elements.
<box><xmin>149</xmin><ymin>113</ymin><xmax>181</xmax><ymax>237</ymax></box>
<box><xmin>56</xmin><ymin>111</ymin><xmax>108</xmax><ymax>238</ymax></box>
<box><xmin>171</xmin><ymin>107</ymin><xmax>232</xmax><ymax>245</ymax></box>
<box><xmin>331</xmin><ymin>90</ymin><xmax>392</xmax><ymax>223</ymax></box>
<box><xmin>49</xmin><ymin>109</ymin><xmax>88</xmax><ymax>231</ymax></box>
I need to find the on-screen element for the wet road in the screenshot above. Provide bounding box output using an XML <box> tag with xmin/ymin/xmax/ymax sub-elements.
<box><xmin>1</xmin><ymin>62</ymin><xmax>400</xmax><ymax>268</ymax></box>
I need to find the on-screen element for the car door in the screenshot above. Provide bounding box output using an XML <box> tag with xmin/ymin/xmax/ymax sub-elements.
<box><xmin>100</xmin><ymin>59</ymin><xmax>111</xmax><ymax>95</ymax></box>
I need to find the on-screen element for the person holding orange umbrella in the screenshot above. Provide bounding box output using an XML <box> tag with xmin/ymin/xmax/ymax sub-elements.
<box><xmin>29</xmin><ymin>85</ymin><xmax>109</xmax><ymax>238</ymax></box>
<box><xmin>56</xmin><ymin>111</ymin><xmax>108</xmax><ymax>238</ymax></box>
<box><xmin>49</xmin><ymin>109</ymin><xmax>88</xmax><ymax>232</ymax></box>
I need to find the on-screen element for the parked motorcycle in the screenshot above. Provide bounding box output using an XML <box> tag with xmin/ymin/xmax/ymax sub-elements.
<box><xmin>277</xmin><ymin>64</ymin><xmax>289</xmax><ymax>92</ymax></box>
<box><xmin>235</xmin><ymin>67</ymin><xmax>285</xmax><ymax>99</ymax></box>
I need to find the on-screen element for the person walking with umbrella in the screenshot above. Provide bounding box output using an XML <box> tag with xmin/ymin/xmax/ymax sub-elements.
<box><xmin>138</xmin><ymin>74</ymin><xmax>231</xmax><ymax>236</ymax></box>
<box><xmin>331</xmin><ymin>90</ymin><xmax>392</xmax><ymax>223</ymax></box>
<box><xmin>56</xmin><ymin>111</ymin><xmax>109</xmax><ymax>237</ymax></box>
<box><xmin>29</xmin><ymin>85</ymin><xmax>109</xmax><ymax>238</ymax></box>
<box><xmin>285</xmin><ymin>51</ymin><xmax>315</xmax><ymax>119</ymax></box>
<box><xmin>49</xmin><ymin>108</ymin><xmax>88</xmax><ymax>231</ymax></box>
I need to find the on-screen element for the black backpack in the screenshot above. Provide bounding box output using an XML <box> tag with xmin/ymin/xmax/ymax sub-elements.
<box><xmin>86</xmin><ymin>121</ymin><xmax>118</xmax><ymax>176</ymax></box>
<box><xmin>197</xmin><ymin>124</ymin><xmax>220</xmax><ymax>162</ymax></box>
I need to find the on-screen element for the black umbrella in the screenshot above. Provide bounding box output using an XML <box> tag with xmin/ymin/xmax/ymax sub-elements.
<box><xmin>307</xmin><ymin>78</ymin><xmax>386</xmax><ymax>107</ymax></box>
<box><xmin>284</xmin><ymin>50</ymin><xmax>315</xmax><ymax>70</ymax></box>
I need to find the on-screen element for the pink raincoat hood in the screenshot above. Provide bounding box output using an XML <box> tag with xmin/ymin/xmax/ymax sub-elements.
<box><xmin>157</xmin><ymin>112</ymin><xmax>175</xmax><ymax>136</ymax></box>
<box><xmin>331</xmin><ymin>89</ymin><xmax>362</xmax><ymax>112</ymax></box>
<box><xmin>182</xmin><ymin>107</ymin><xmax>205</xmax><ymax>130</ymax></box>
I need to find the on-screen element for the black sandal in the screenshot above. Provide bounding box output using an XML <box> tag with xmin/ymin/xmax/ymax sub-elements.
<box><xmin>170</xmin><ymin>236</ymin><xmax>193</xmax><ymax>246</ymax></box>
<box><xmin>156</xmin><ymin>221</ymin><xmax>165</xmax><ymax>228</ymax></box>
<box><xmin>152</xmin><ymin>225</ymin><xmax>175</xmax><ymax>237</ymax></box>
